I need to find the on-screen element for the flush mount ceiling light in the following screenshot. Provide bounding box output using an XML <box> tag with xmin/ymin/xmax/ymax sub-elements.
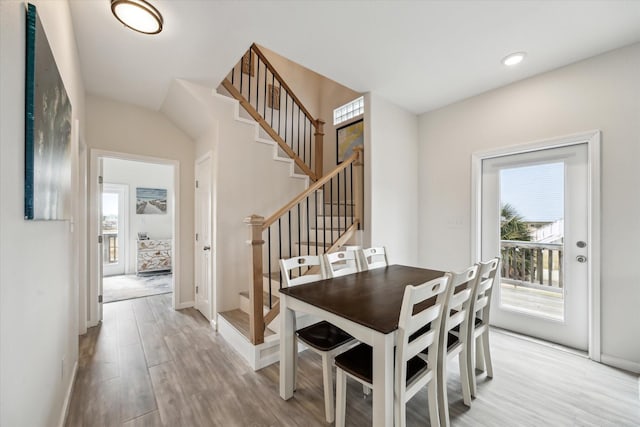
<box><xmin>111</xmin><ymin>0</ymin><xmax>163</xmax><ymax>35</ymax></box>
<box><xmin>502</xmin><ymin>52</ymin><xmax>526</xmax><ymax>67</ymax></box>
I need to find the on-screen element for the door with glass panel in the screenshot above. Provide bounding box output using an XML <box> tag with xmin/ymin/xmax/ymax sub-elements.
<box><xmin>481</xmin><ymin>144</ymin><xmax>588</xmax><ymax>350</ymax></box>
<box><xmin>102</xmin><ymin>184</ymin><xmax>128</xmax><ymax>277</ymax></box>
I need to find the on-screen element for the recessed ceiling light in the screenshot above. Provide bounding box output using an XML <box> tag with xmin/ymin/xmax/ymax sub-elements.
<box><xmin>502</xmin><ymin>52</ymin><xmax>526</xmax><ymax>67</ymax></box>
<box><xmin>111</xmin><ymin>0</ymin><xmax>163</xmax><ymax>35</ymax></box>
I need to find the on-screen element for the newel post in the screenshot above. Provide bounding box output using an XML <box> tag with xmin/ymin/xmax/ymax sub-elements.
<box><xmin>314</xmin><ymin>119</ymin><xmax>325</xmax><ymax>179</ymax></box>
<box><xmin>353</xmin><ymin>145</ymin><xmax>364</xmax><ymax>230</ymax></box>
<box><xmin>244</xmin><ymin>214</ymin><xmax>265</xmax><ymax>345</ymax></box>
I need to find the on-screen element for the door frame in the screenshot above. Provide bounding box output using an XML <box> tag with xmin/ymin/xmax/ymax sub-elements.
<box><xmin>194</xmin><ymin>151</ymin><xmax>215</xmax><ymax>326</ymax></box>
<box><xmin>470</xmin><ymin>130</ymin><xmax>601</xmax><ymax>361</ymax></box>
<box><xmin>101</xmin><ymin>183</ymin><xmax>129</xmax><ymax>276</ymax></box>
<box><xmin>88</xmin><ymin>149</ymin><xmax>181</xmax><ymax>327</ymax></box>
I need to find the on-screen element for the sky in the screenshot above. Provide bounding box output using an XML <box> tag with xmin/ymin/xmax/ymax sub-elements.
<box><xmin>500</xmin><ymin>162</ymin><xmax>564</xmax><ymax>222</ymax></box>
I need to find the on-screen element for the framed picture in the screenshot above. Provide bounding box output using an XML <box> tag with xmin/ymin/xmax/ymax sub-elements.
<box><xmin>336</xmin><ymin>119</ymin><xmax>364</xmax><ymax>163</ymax></box>
<box><xmin>136</xmin><ymin>188</ymin><xmax>167</xmax><ymax>214</ymax></box>
<box><xmin>24</xmin><ymin>3</ymin><xmax>72</xmax><ymax>220</ymax></box>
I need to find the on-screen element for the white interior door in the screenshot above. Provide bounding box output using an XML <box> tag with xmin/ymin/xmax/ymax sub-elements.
<box><xmin>481</xmin><ymin>143</ymin><xmax>589</xmax><ymax>350</ymax></box>
<box><xmin>195</xmin><ymin>154</ymin><xmax>213</xmax><ymax>321</ymax></box>
<box><xmin>102</xmin><ymin>183</ymin><xmax>128</xmax><ymax>276</ymax></box>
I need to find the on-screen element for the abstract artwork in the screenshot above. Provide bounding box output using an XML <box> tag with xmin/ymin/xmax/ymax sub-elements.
<box><xmin>25</xmin><ymin>3</ymin><xmax>72</xmax><ymax>220</ymax></box>
<box><xmin>336</xmin><ymin>119</ymin><xmax>363</xmax><ymax>163</ymax></box>
<box><xmin>268</xmin><ymin>83</ymin><xmax>280</xmax><ymax>110</ymax></box>
<box><xmin>136</xmin><ymin>188</ymin><xmax>167</xmax><ymax>214</ymax></box>
<box><xmin>242</xmin><ymin>51</ymin><xmax>255</xmax><ymax>76</ymax></box>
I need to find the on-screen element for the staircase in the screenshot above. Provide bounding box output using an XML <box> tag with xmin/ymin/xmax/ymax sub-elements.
<box><xmin>215</xmin><ymin>44</ymin><xmax>364</xmax><ymax>369</ymax></box>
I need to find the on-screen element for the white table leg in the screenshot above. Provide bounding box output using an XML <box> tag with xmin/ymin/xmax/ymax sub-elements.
<box><xmin>279</xmin><ymin>295</ymin><xmax>295</xmax><ymax>400</ymax></box>
<box><xmin>372</xmin><ymin>331</ymin><xmax>394</xmax><ymax>427</ymax></box>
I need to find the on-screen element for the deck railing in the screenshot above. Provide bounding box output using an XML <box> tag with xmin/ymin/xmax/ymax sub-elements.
<box><xmin>500</xmin><ymin>240</ymin><xmax>563</xmax><ymax>289</ymax></box>
<box><xmin>103</xmin><ymin>232</ymin><xmax>118</xmax><ymax>264</ymax></box>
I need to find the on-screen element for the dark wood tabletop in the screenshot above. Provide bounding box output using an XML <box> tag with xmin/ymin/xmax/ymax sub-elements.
<box><xmin>279</xmin><ymin>265</ymin><xmax>445</xmax><ymax>334</ymax></box>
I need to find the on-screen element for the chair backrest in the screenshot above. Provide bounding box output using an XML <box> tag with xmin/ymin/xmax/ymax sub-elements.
<box><xmin>472</xmin><ymin>257</ymin><xmax>500</xmax><ymax>324</ymax></box>
<box><xmin>442</xmin><ymin>265</ymin><xmax>479</xmax><ymax>342</ymax></box>
<box><xmin>279</xmin><ymin>255</ymin><xmax>326</xmax><ymax>287</ymax></box>
<box><xmin>324</xmin><ymin>250</ymin><xmax>359</xmax><ymax>278</ymax></box>
<box><xmin>395</xmin><ymin>275</ymin><xmax>450</xmax><ymax>401</ymax></box>
<box><xmin>359</xmin><ymin>246</ymin><xmax>389</xmax><ymax>271</ymax></box>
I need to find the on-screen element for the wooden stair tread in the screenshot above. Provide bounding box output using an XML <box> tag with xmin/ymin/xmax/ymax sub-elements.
<box><xmin>219</xmin><ymin>309</ymin><xmax>275</xmax><ymax>339</ymax></box>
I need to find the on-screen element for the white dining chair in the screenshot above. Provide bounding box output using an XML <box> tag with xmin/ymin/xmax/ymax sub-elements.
<box><xmin>467</xmin><ymin>257</ymin><xmax>500</xmax><ymax>397</ymax></box>
<box><xmin>427</xmin><ymin>264</ymin><xmax>478</xmax><ymax>427</ymax></box>
<box><xmin>324</xmin><ymin>250</ymin><xmax>359</xmax><ymax>278</ymax></box>
<box><xmin>358</xmin><ymin>246</ymin><xmax>389</xmax><ymax>270</ymax></box>
<box><xmin>334</xmin><ymin>274</ymin><xmax>451</xmax><ymax>427</ymax></box>
<box><xmin>279</xmin><ymin>255</ymin><xmax>354</xmax><ymax>423</ymax></box>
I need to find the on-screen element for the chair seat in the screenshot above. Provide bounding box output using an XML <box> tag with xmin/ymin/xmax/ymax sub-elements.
<box><xmin>335</xmin><ymin>343</ymin><xmax>428</xmax><ymax>384</ymax></box>
<box><xmin>296</xmin><ymin>320</ymin><xmax>353</xmax><ymax>352</ymax></box>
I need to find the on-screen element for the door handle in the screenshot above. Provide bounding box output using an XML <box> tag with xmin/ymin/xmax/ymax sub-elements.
<box><xmin>203</xmin><ymin>246</ymin><xmax>211</xmax><ymax>251</ymax></box>
<box><xmin>576</xmin><ymin>255</ymin><xmax>587</xmax><ymax>263</ymax></box>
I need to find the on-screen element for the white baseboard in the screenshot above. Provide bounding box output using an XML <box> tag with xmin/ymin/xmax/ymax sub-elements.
<box><xmin>176</xmin><ymin>300</ymin><xmax>195</xmax><ymax>309</ymax></box>
<box><xmin>58</xmin><ymin>360</ymin><xmax>78</xmax><ymax>427</ymax></box>
<box><xmin>210</xmin><ymin>318</ymin><xmax>218</xmax><ymax>331</ymax></box>
<box><xmin>600</xmin><ymin>354</ymin><xmax>640</xmax><ymax>374</ymax></box>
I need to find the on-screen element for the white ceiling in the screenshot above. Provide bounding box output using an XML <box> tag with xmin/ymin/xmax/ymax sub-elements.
<box><xmin>68</xmin><ymin>0</ymin><xmax>640</xmax><ymax>114</ymax></box>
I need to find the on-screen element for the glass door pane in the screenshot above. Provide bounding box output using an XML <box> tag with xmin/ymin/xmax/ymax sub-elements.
<box><xmin>499</xmin><ymin>162</ymin><xmax>564</xmax><ymax>321</ymax></box>
<box><xmin>102</xmin><ymin>192</ymin><xmax>119</xmax><ymax>265</ymax></box>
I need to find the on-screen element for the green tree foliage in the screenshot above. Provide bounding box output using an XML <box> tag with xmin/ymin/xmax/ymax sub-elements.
<box><xmin>500</xmin><ymin>203</ymin><xmax>531</xmax><ymax>241</ymax></box>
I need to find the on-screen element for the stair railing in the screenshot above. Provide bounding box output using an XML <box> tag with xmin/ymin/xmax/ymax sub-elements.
<box><xmin>245</xmin><ymin>146</ymin><xmax>364</xmax><ymax>344</ymax></box>
<box><xmin>222</xmin><ymin>43</ymin><xmax>325</xmax><ymax>181</ymax></box>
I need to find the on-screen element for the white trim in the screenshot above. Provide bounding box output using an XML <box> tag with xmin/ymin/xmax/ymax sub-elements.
<box><xmin>471</xmin><ymin>130</ymin><xmax>601</xmax><ymax>362</ymax></box>
<box><xmin>89</xmin><ymin>149</ymin><xmax>181</xmax><ymax>323</ymax></box>
<box><xmin>176</xmin><ymin>301</ymin><xmax>195</xmax><ymax>309</ymax></box>
<box><xmin>600</xmin><ymin>354</ymin><xmax>640</xmax><ymax>375</ymax></box>
<box><xmin>57</xmin><ymin>361</ymin><xmax>78</xmax><ymax>427</ymax></box>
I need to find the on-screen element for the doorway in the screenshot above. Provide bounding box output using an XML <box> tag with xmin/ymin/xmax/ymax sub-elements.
<box><xmin>472</xmin><ymin>131</ymin><xmax>601</xmax><ymax>358</ymax></box>
<box><xmin>89</xmin><ymin>150</ymin><xmax>180</xmax><ymax>325</ymax></box>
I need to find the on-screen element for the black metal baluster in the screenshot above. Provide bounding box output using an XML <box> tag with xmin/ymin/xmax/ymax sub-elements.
<box><xmin>278</xmin><ymin>218</ymin><xmax>282</xmax><ymax>288</ymax></box>
<box><xmin>297</xmin><ymin>107</ymin><xmax>301</xmax><ymax>160</ymax></box>
<box><xmin>263</xmin><ymin>62</ymin><xmax>267</xmax><ymax>118</ymax></box>
<box><xmin>330</xmin><ymin>178</ymin><xmax>334</xmax><ymax>245</ymax></box>
<box><xmin>303</xmin><ymin>117</ymin><xmax>307</xmax><ymax>164</ymax></box>
<box><xmin>270</xmin><ymin>73</ymin><xmax>275</xmax><ymax>128</ymax></box>
<box><xmin>322</xmin><ymin>184</ymin><xmax>327</xmax><ymax>252</ymax></box>
<box><xmin>343</xmin><ymin>168</ymin><xmax>347</xmax><ymax>231</ymax></box>
<box><xmin>248</xmin><ymin>50</ymin><xmax>252</xmax><ymax>107</ymax></box>
<box><xmin>278</xmin><ymin>83</ymin><xmax>282</xmax><ymax>135</ymax></box>
<box><xmin>231</xmin><ymin>64</ymin><xmax>235</xmax><ymax>85</ymax></box>
<box><xmin>255</xmin><ymin>58</ymin><xmax>259</xmax><ymax>111</ymax></box>
<box><xmin>306</xmin><ymin>195</ymin><xmax>310</xmax><ymax>261</ymax></box>
<box><xmin>297</xmin><ymin>204</ymin><xmax>301</xmax><ymax>269</ymax></box>
<box><xmin>315</xmin><ymin>190</ymin><xmax>319</xmax><ymax>256</ymax></box>
<box><xmin>288</xmin><ymin>210</ymin><xmax>292</xmax><ymax>259</ymax></box>
<box><xmin>337</xmin><ymin>172</ymin><xmax>341</xmax><ymax>238</ymax></box>
<box><xmin>350</xmin><ymin>164</ymin><xmax>354</xmax><ymax>227</ymax></box>
<box><xmin>267</xmin><ymin>227</ymin><xmax>272</xmax><ymax>307</ymax></box>
<box><xmin>284</xmin><ymin>92</ymin><xmax>288</xmax><ymax>145</ymax></box>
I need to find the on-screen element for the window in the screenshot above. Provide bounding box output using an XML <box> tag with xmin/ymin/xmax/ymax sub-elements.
<box><xmin>333</xmin><ymin>96</ymin><xmax>364</xmax><ymax>125</ymax></box>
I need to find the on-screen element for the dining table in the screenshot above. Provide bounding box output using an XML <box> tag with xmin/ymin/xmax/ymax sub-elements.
<box><xmin>278</xmin><ymin>264</ymin><xmax>446</xmax><ymax>427</ymax></box>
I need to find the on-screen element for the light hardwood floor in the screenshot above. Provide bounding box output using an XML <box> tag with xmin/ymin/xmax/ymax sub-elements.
<box><xmin>65</xmin><ymin>294</ymin><xmax>640</xmax><ymax>427</ymax></box>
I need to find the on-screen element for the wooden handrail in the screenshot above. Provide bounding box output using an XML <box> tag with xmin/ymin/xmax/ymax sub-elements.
<box><xmin>251</xmin><ymin>44</ymin><xmax>317</xmax><ymax>126</ymax></box>
<box><xmin>262</xmin><ymin>148</ymin><xmax>361</xmax><ymax>229</ymax></box>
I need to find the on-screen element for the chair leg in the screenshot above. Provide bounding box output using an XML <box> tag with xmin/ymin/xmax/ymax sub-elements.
<box><xmin>321</xmin><ymin>353</ymin><xmax>335</xmax><ymax>423</ymax></box>
<box><xmin>482</xmin><ymin>330</ymin><xmax>493</xmax><ymax>378</ymax></box>
<box><xmin>458</xmin><ymin>351</ymin><xmax>472</xmax><ymax>407</ymax></box>
<box><xmin>427</xmin><ymin>379</ymin><xmax>440</xmax><ymax>427</ymax></box>
<box><xmin>335</xmin><ymin>368</ymin><xmax>347</xmax><ymax>427</ymax></box>
<box><xmin>469</xmin><ymin>335</ymin><xmax>478</xmax><ymax>398</ymax></box>
<box><xmin>437</xmin><ymin>357</ymin><xmax>450</xmax><ymax>427</ymax></box>
<box><xmin>475</xmin><ymin>335</ymin><xmax>485</xmax><ymax>373</ymax></box>
<box><xmin>293</xmin><ymin>338</ymin><xmax>298</xmax><ymax>391</ymax></box>
<box><xmin>395</xmin><ymin>389</ymin><xmax>406</xmax><ymax>427</ymax></box>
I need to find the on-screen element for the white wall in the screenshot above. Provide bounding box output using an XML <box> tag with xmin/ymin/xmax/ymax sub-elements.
<box><xmin>365</xmin><ymin>93</ymin><xmax>419</xmax><ymax>266</ymax></box>
<box><xmin>86</xmin><ymin>95</ymin><xmax>195</xmax><ymax>305</ymax></box>
<box><xmin>418</xmin><ymin>43</ymin><xmax>640</xmax><ymax>368</ymax></box>
<box><xmin>103</xmin><ymin>158</ymin><xmax>174</xmax><ymax>274</ymax></box>
<box><xmin>0</xmin><ymin>1</ymin><xmax>85</xmax><ymax>426</ymax></box>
